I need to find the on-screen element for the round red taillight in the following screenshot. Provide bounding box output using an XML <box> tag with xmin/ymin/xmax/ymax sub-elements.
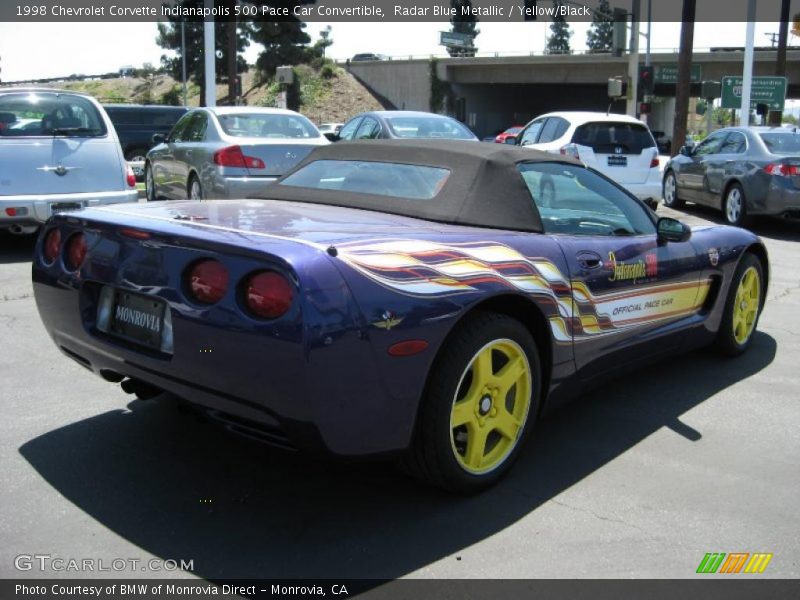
<box><xmin>187</xmin><ymin>259</ymin><xmax>229</xmax><ymax>305</ymax></box>
<box><xmin>43</xmin><ymin>228</ymin><xmax>61</xmax><ymax>264</ymax></box>
<box><xmin>65</xmin><ymin>233</ymin><xmax>87</xmax><ymax>271</ymax></box>
<box><xmin>244</xmin><ymin>271</ymin><xmax>293</xmax><ymax>319</ymax></box>
<box><xmin>126</xmin><ymin>165</ymin><xmax>136</xmax><ymax>188</ymax></box>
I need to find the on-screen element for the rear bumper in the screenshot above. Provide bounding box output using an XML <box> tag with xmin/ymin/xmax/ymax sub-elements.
<box><xmin>751</xmin><ymin>182</ymin><xmax>800</xmax><ymax>218</ymax></box>
<box><xmin>622</xmin><ymin>181</ymin><xmax>662</xmax><ymax>202</ymax></box>
<box><xmin>210</xmin><ymin>175</ymin><xmax>278</xmax><ymax>200</ymax></box>
<box><xmin>0</xmin><ymin>190</ymin><xmax>138</xmax><ymax>228</ymax></box>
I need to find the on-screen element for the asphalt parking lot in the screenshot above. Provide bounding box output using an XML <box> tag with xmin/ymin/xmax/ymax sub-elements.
<box><xmin>1</xmin><ymin>203</ymin><xmax>798</xmax><ymax>581</ymax></box>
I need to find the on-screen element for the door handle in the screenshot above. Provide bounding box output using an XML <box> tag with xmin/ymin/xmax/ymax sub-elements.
<box><xmin>576</xmin><ymin>251</ymin><xmax>604</xmax><ymax>270</ymax></box>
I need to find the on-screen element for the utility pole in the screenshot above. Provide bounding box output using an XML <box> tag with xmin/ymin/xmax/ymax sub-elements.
<box><xmin>203</xmin><ymin>0</ymin><xmax>216</xmax><ymax>108</ymax></box>
<box><xmin>181</xmin><ymin>21</ymin><xmax>187</xmax><ymax>106</ymax></box>
<box><xmin>227</xmin><ymin>8</ymin><xmax>237</xmax><ymax>106</ymax></box>
<box><xmin>672</xmin><ymin>0</ymin><xmax>696</xmax><ymax>154</ymax></box>
<box><xmin>769</xmin><ymin>0</ymin><xmax>790</xmax><ymax>125</ymax></box>
<box><xmin>626</xmin><ymin>0</ymin><xmax>640</xmax><ymax>118</ymax></box>
<box><xmin>741</xmin><ymin>0</ymin><xmax>756</xmax><ymax>127</ymax></box>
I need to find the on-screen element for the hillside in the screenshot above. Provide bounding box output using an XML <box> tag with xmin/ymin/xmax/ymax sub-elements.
<box><xmin>4</xmin><ymin>65</ymin><xmax>384</xmax><ymax>125</ymax></box>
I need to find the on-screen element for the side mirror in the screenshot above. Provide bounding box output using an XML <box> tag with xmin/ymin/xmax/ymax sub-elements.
<box><xmin>657</xmin><ymin>217</ymin><xmax>691</xmax><ymax>243</ymax></box>
<box><xmin>152</xmin><ymin>133</ymin><xmax>166</xmax><ymax>145</ymax></box>
<box><xmin>679</xmin><ymin>145</ymin><xmax>693</xmax><ymax>156</ymax></box>
<box><xmin>644</xmin><ymin>198</ymin><xmax>659</xmax><ymax>211</ymax></box>
<box><xmin>504</xmin><ymin>136</ymin><xmax>517</xmax><ymax>145</ymax></box>
<box><xmin>323</xmin><ymin>132</ymin><xmax>339</xmax><ymax>142</ymax></box>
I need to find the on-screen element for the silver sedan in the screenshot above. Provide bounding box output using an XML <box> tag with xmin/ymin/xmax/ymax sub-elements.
<box><xmin>145</xmin><ymin>107</ymin><xmax>329</xmax><ymax>201</ymax></box>
<box><xmin>663</xmin><ymin>126</ymin><xmax>800</xmax><ymax>227</ymax></box>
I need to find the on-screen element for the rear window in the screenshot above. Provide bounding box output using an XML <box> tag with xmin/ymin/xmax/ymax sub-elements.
<box><xmin>572</xmin><ymin>121</ymin><xmax>655</xmax><ymax>154</ymax></box>
<box><xmin>760</xmin><ymin>132</ymin><xmax>800</xmax><ymax>155</ymax></box>
<box><xmin>384</xmin><ymin>116</ymin><xmax>475</xmax><ymax>140</ymax></box>
<box><xmin>0</xmin><ymin>92</ymin><xmax>107</xmax><ymax>138</ymax></box>
<box><xmin>216</xmin><ymin>113</ymin><xmax>320</xmax><ymax>139</ymax></box>
<box><xmin>280</xmin><ymin>160</ymin><xmax>450</xmax><ymax>200</ymax></box>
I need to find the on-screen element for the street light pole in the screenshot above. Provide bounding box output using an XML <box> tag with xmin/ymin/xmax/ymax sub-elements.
<box><xmin>203</xmin><ymin>0</ymin><xmax>216</xmax><ymax>108</ymax></box>
<box><xmin>181</xmin><ymin>21</ymin><xmax>187</xmax><ymax>107</ymax></box>
<box><xmin>626</xmin><ymin>0</ymin><xmax>640</xmax><ymax>118</ymax></box>
<box><xmin>741</xmin><ymin>0</ymin><xmax>757</xmax><ymax>127</ymax></box>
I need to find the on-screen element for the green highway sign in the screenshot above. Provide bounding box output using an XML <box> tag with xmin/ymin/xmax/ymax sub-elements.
<box><xmin>655</xmin><ymin>64</ymin><xmax>702</xmax><ymax>84</ymax></box>
<box><xmin>440</xmin><ymin>31</ymin><xmax>475</xmax><ymax>48</ymax></box>
<box><xmin>721</xmin><ymin>76</ymin><xmax>787</xmax><ymax>110</ymax></box>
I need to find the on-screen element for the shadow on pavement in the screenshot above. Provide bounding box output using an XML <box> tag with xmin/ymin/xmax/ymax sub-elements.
<box><xmin>0</xmin><ymin>231</ymin><xmax>37</xmax><ymax>265</ymax></box>
<box><xmin>19</xmin><ymin>332</ymin><xmax>776</xmax><ymax>580</ymax></box>
<box><xmin>666</xmin><ymin>203</ymin><xmax>800</xmax><ymax>242</ymax></box>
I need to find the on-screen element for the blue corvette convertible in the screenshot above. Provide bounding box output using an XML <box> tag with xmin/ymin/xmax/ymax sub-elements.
<box><xmin>32</xmin><ymin>140</ymin><xmax>768</xmax><ymax>492</ymax></box>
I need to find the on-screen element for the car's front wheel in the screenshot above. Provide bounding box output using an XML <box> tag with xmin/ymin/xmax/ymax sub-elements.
<box><xmin>662</xmin><ymin>171</ymin><xmax>684</xmax><ymax>209</ymax></box>
<box><xmin>403</xmin><ymin>312</ymin><xmax>541</xmax><ymax>493</ymax></box>
<box><xmin>723</xmin><ymin>183</ymin><xmax>749</xmax><ymax>227</ymax></box>
<box><xmin>188</xmin><ymin>175</ymin><xmax>203</xmax><ymax>200</ymax></box>
<box><xmin>713</xmin><ymin>253</ymin><xmax>764</xmax><ymax>356</ymax></box>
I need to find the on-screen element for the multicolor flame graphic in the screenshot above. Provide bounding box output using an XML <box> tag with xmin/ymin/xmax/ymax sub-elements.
<box><xmin>336</xmin><ymin>239</ymin><xmax>711</xmax><ymax>343</ymax></box>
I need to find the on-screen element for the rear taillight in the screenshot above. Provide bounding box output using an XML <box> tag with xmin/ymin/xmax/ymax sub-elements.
<box><xmin>65</xmin><ymin>233</ymin><xmax>87</xmax><ymax>271</ymax></box>
<box><xmin>187</xmin><ymin>259</ymin><xmax>229</xmax><ymax>305</ymax></box>
<box><xmin>560</xmin><ymin>143</ymin><xmax>580</xmax><ymax>160</ymax></box>
<box><xmin>650</xmin><ymin>155</ymin><xmax>660</xmax><ymax>168</ymax></box>
<box><xmin>213</xmin><ymin>146</ymin><xmax>266</xmax><ymax>170</ymax></box>
<box><xmin>764</xmin><ymin>163</ymin><xmax>799</xmax><ymax>177</ymax></box>
<box><xmin>43</xmin><ymin>228</ymin><xmax>61</xmax><ymax>264</ymax></box>
<box><xmin>243</xmin><ymin>271</ymin><xmax>293</xmax><ymax>319</ymax></box>
<box><xmin>126</xmin><ymin>165</ymin><xmax>136</xmax><ymax>187</ymax></box>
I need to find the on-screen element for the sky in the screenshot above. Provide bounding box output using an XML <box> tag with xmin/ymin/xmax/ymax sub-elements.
<box><xmin>1</xmin><ymin>20</ymin><xmax>798</xmax><ymax>113</ymax></box>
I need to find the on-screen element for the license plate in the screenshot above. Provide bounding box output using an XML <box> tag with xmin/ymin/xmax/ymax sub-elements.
<box><xmin>51</xmin><ymin>202</ymin><xmax>83</xmax><ymax>214</ymax></box>
<box><xmin>107</xmin><ymin>290</ymin><xmax>165</xmax><ymax>350</ymax></box>
<box><xmin>606</xmin><ymin>155</ymin><xmax>628</xmax><ymax>167</ymax></box>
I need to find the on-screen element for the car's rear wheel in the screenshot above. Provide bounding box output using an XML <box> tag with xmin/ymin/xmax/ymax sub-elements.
<box><xmin>662</xmin><ymin>171</ymin><xmax>684</xmax><ymax>209</ymax></box>
<box><xmin>145</xmin><ymin>163</ymin><xmax>157</xmax><ymax>202</ymax></box>
<box><xmin>188</xmin><ymin>175</ymin><xmax>203</xmax><ymax>200</ymax></box>
<box><xmin>403</xmin><ymin>312</ymin><xmax>541</xmax><ymax>493</ymax></box>
<box><xmin>713</xmin><ymin>253</ymin><xmax>764</xmax><ymax>356</ymax></box>
<box><xmin>723</xmin><ymin>183</ymin><xmax>748</xmax><ymax>227</ymax></box>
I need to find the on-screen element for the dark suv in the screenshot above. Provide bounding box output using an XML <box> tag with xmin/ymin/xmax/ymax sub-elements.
<box><xmin>104</xmin><ymin>104</ymin><xmax>187</xmax><ymax>175</ymax></box>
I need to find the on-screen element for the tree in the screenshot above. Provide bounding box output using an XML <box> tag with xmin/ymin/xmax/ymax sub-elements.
<box><xmin>448</xmin><ymin>0</ymin><xmax>480</xmax><ymax>58</ymax></box>
<box><xmin>586</xmin><ymin>0</ymin><xmax>613</xmax><ymax>53</ymax></box>
<box><xmin>672</xmin><ymin>0</ymin><xmax>696</xmax><ymax>153</ymax></box>
<box><xmin>248</xmin><ymin>1</ymin><xmax>315</xmax><ymax>78</ymax></box>
<box><xmin>156</xmin><ymin>0</ymin><xmax>251</xmax><ymax>106</ymax></box>
<box><xmin>315</xmin><ymin>25</ymin><xmax>333</xmax><ymax>60</ymax></box>
<box><xmin>546</xmin><ymin>1</ymin><xmax>572</xmax><ymax>55</ymax></box>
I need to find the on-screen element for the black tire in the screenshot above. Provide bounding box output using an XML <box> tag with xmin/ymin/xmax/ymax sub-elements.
<box><xmin>144</xmin><ymin>162</ymin><xmax>157</xmax><ymax>202</ymax></box>
<box><xmin>401</xmin><ymin>311</ymin><xmax>542</xmax><ymax>493</ymax></box>
<box><xmin>662</xmin><ymin>170</ymin><xmax>684</xmax><ymax>209</ymax></box>
<box><xmin>124</xmin><ymin>147</ymin><xmax>149</xmax><ymax>163</ymax></box>
<box><xmin>723</xmin><ymin>183</ymin><xmax>749</xmax><ymax>228</ymax></box>
<box><xmin>188</xmin><ymin>174</ymin><xmax>203</xmax><ymax>200</ymax></box>
<box><xmin>713</xmin><ymin>253</ymin><xmax>764</xmax><ymax>356</ymax></box>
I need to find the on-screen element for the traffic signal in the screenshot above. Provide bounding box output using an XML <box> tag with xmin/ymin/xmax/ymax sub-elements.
<box><xmin>639</xmin><ymin>102</ymin><xmax>652</xmax><ymax>115</ymax></box>
<box><xmin>638</xmin><ymin>65</ymin><xmax>655</xmax><ymax>96</ymax></box>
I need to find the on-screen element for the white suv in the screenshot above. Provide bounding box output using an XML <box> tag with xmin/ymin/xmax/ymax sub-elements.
<box><xmin>511</xmin><ymin>112</ymin><xmax>661</xmax><ymax>205</ymax></box>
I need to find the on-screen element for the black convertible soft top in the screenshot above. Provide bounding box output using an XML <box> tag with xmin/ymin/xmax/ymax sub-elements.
<box><xmin>259</xmin><ymin>139</ymin><xmax>577</xmax><ymax>233</ymax></box>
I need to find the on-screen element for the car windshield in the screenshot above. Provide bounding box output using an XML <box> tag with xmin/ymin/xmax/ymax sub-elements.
<box><xmin>760</xmin><ymin>132</ymin><xmax>800</xmax><ymax>154</ymax></box>
<box><xmin>572</xmin><ymin>121</ymin><xmax>655</xmax><ymax>154</ymax></box>
<box><xmin>384</xmin><ymin>116</ymin><xmax>475</xmax><ymax>140</ymax></box>
<box><xmin>0</xmin><ymin>92</ymin><xmax>106</xmax><ymax>138</ymax></box>
<box><xmin>280</xmin><ymin>159</ymin><xmax>450</xmax><ymax>200</ymax></box>
<box><xmin>216</xmin><ymin>113</ymin><xmax>321</xmax><ymax>139</ymax></box>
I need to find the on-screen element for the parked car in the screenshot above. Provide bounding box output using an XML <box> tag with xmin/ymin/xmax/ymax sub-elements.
<box><xmin>144</xmin><ymin>107</ymin><xmax>329</xmax><ymax>201</ymax></box>
<box><xmin>104</xmin><ymin>104</ymin><xmax>188</xmax><ymax>178</ymax></box>
<box><xmin>0</xmin><ymin>88</ymin><xmax>138</xmax><ymax>235</ymax></box>
<box><xmin>663</xmin><ymin>126</ymin><xmax>800</xmax><ymax>226</ymax></box>
<box><xmin>510</xmin><ymin>112</ymin><xmax>662</xmax><ymax>206</ymax></box>
<box><xmin>335</xmin><ymin>111</ymin><xmax>478</xmax><ymax>142</ymax></box>
<box><xmin>33</xmin><ymin>140</ymin><xmax>767</xmax><ymax>492</ymax></box>
<box><xmin>318</xmin><ymin>122</ymin><xmax>344</xmax><ymax>141</ymax></box>
<box><xmin>494</xmin><ymin>125</ymin><xmax>525</xmax><ymax>144</ymax></box>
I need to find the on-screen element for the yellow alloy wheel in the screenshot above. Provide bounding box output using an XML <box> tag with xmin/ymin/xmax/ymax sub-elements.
<box><xmin>449</xmin><ymin>339</ymin><xmax>532</xmax><ymax>475</ymax></box>
<box><xmin>733</xmin><ymin>266</ymin><xmax>761</xmax><ymax>345</ymax></box>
